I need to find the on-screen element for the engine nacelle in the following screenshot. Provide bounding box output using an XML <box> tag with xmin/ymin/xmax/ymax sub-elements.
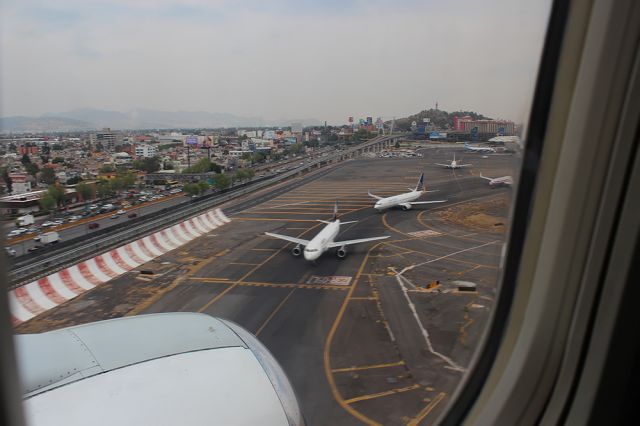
<box><xmin>336</xmin><ymin>246</ymin><xmax>347</xmax><ymax>258</ymax></box>
<box><xmin>292</xmin><ymin>245</ymin><xmax>302</xmax><ymax>257</ymax></box>
<box><xmin>400</xmin><ymin>203</ymin><xmax>412</xmax><ymax>211</ymax></box>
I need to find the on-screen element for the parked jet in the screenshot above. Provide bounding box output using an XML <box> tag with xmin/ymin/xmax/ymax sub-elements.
<box><xmin>480</xmin><ymin>172</ymin><xmax>513</xmax><ymax>187</ymax></box>
<box><xmin>368</xmin><ymin>173</ymin><xmax>446</xmax><ymax>211</ymax></box>
<box><xmin>464</xmin><ymin>142</ymin><xmax>496</xmax><ymax>153</ymax></box>
<box><xmin>435</xmin><ymin>153</ymin><xmax>472</xmax><ymax>169</ymax></box>
<box><xmin>265</xmin><ymin>203</ymin><xmax>389</xmax><ymax>261</ymax></box>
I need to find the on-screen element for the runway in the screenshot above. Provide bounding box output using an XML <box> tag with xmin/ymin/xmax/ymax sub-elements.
<box><xmin>17</xmin><ymin>148</ymin><xmax>517</xmax><ymax>425</ymax></box>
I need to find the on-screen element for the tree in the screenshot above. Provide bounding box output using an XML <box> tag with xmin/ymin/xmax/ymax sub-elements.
<box><xmin>197</xmin><ymin>181</ymin><xmax>210</xmax><ymax>194</ymax></box>
<box><xmin>25</xmin><ymin>163</ymin><xmax>39</xmax><ymax>177</ymax></box>
<box><xmin>181</xmin><ymin>158</ymin><xmax>220</xmax><ymax>174</ymax></box>
<box><xmin>47</xmin><ymin>185</ymin><xmax>66</xmax><ymax>207</ymax></box>
<box><xmin>183</xmin><ymin>183</ymin><xmax>200</xmax><ymax>197</ymax></box>
<box><xmin>95</xmin><ymin>142</ymin><xmax>104</xmax><ymax>152</ymax></box>
<box><xmin>66</xmin><ymin>176</ymin><xmax>82</xmax><ymax>185</ymax></box>
<box><xmin>40</xmin><ymin>167</ymin><xmax>56</xmax><ymax>185</ymax></box>
<box><xmin>214</xmin><ymin>173</ymin><xmax>231</xmax><ymax>191</ymax></box>
<box><xmin>39</xmin><ymin>194</ymin><xmax>56</xmax><ymax>213</ymax></box>
<box><xmin>76</xmin><ymin>182</ymin><xmax>93</xmax><ymax>202</ymax></box>
<box><xmin>52</xmin><ymin>157</ymin><xmax>65</xmax><ymax>164</ymax></box>
<box><xmin>1</xmin><ymin>168</ymin><xmax>12</xmax><ymax>193</ymax></box>
<box><xmin>133</xmin><ymin>157</ymin><xmax>161</xmax><ymax>173</ymax></box>
<box><xmin>121</xmin><ymin>172</ymin><xmax>136</xmax><ymax>188</ymax></box>
<box><xmin>395</xmin><ymin>141</ymin><xmax>400</xmax><ymax>149</ymax></box>
<box><xmin>96</xmin><ymin>180</ymin><xmax>113</xmax><ymax>199</ymax></box>
<box><xmin>100</xmin><ymin>164</ymin><xmax>116</xmax><ymax>174</ymax></box>
<box><xmin>21</xmin><ymin>154</ymin><xmax>31</xmax><ymax>165</ymax></box>
<box><xmin>163</xmin><ymin>161</ymin><xmax>174</xmax><ymax>170</ymax></box>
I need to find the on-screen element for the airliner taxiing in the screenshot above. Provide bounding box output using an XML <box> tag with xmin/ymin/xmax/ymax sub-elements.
<box><xmin>265</xmin><ymin>203</ymin><xmax>389</xmax><ymax>261</ymax></box>
<box><xmin>480</xmin><ymin>172</ymin><xmax>513</xmax><ymax>187</ymax></box>
<box><xmin>368</xmin><ymin>173</ymin><xmax>446</xmax><ymax>211</ymax></box>
<box><xmin>464</xmin><ymin>142</ymin><xmax>496</xmax><ymax>153</ymax></box>
<box><xmin>435</xmin><ymin>152</ymin><xmax>472</xmax><ymax>169</ymax></box>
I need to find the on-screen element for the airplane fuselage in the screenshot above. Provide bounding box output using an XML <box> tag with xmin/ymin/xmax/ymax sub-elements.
<box><xmin>374</xmin><ymin>191</ymin><xmax>422</xmax><ymax>211</ymax></box>
<box><xmin>488</xmin><ymin>176</ymin><xmax>513</xmax><ymax>187</ymax></box>
<box><xmin>303</xmin><ymin>220</ymin><xmax>340</xmax><ymax>261</ymax></box>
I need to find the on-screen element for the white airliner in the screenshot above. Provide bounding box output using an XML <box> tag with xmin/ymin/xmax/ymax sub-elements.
<box><xmin>464</xmin><ymin>142</ymin><xmax>496</xmax><ymax>153</ymax></box>
<box><xmin>435</xmin><ymin>152</ymin><xmax>472</xmax><ymax>169</ymax></box>
<box><xmin>480</xmin><ymin>172</ymin><xmax>513</xmax><ymax>187</ymax></box>
<box><xmin>265</xmin><ymin>203</ymin><xmax>389</xmax><ymax>261</ymax></box>
<box><xmin>368</xmin><ymin>173</ymin><xmax>446</xmax><ymax>211</ymax></box>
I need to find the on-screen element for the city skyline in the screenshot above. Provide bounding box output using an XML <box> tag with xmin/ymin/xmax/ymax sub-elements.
<box><xmin>2</xmin><ymin>0</ymin><xmax>551</xmax><ymax>125</ymax></box>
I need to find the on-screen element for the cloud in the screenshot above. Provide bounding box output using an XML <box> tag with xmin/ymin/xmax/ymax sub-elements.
<box><xmin>1</xmin><ymin>0</ymin><xmax>551</xmax><ymax>124</ymax></box>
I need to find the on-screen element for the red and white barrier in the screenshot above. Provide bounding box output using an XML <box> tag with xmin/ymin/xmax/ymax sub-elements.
<box><xmin>9</xmin><ymin>209</ymin><xmax>230</xmax><ymax>325</ymax></box>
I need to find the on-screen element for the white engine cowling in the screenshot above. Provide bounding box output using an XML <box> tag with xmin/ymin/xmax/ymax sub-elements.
<box><xmin>336</xmin><ymin>246</ymin><xmax>347</xmax><ymax>258</ymax></box>
<box><xmin>400</xmin><ymin>203</ymin><xmax>412</xmax><ymax>211</ymax></box>
<box><xmin>292</xmin><ymin>245</ymin><xmax>302</xmax><ymax>256</ymax></box>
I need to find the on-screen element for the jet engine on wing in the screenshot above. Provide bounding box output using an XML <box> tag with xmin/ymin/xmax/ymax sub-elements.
<box><xmin>336</xmin><ymin>246</ymin><xmax>347</xmax><ymax>258</ymax></box>
<box><xmin>292</xmin><ymin>245</ymin><xmax>302</xmax><ymax>256</ymax></box>
<box><xmin>400</xmin><ymin>203</ymin><xmax>412</xmax><ymax>211</ymax></box>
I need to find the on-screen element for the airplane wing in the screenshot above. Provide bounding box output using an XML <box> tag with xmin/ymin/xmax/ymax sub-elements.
<box><xmin>434</xmin><ymin>163</ymin><xmax>450</xmax><ymax>167</ymax></box>
<box><xmin>459</xmin><ymin>164</ymin><xmax>472</xmax><ymax>167</ymax></box>
<box><xmin>479</xmin><ymin>173</ymin><xmax>494</xmax><ymax>181</ymax></box>
<box><xmin>328</xmin><ymin>236</ymin><xmax>389</xmax><ymax>248</ymax></box>
<box><xmin>264</xmin><ymin>232</ymin><xmax>310</xmax><ymax>246</ymax></box>
<box><xmin>367</xmin><ymin>191</ymin><xmax>383</xmax><ymax>200</ymax></box>
<box><xmin>409</xmin><ymin>200</ymin><xmax>447</xmax><ymax>205</ymax></box>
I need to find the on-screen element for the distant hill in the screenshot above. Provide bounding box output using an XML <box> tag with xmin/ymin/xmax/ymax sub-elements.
<box><xmin>0</xmin><ymin>116</ymin><xmax>95</xmax><ymax>133</ymax></box>
<box><xmin>391</xmin><ymin>109</ymin><xmax>491</xmax><ymax>131</ymax></box>
<box><xmin>0</xmin><ymin>108</ymin><xmax>323</xmax><ymax>133</ymax></box>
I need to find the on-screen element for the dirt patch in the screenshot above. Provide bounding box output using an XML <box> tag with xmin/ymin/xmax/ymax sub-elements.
<box><xmin>440</xmin><ymin>196</ymin><xmax>509</xmax><ymax>233</ymax></box>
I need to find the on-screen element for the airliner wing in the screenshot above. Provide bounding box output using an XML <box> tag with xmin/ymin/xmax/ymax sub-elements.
<box><xmin>459</xmin><ymin>164</ymin><xmax>472</xmax><ymax>167</ymax></box>
<box><xmin>264</xmin><ymin>232</ymin><xmax>310</xmax><ymax>246</ymax></box>
<box><xmin>328</xmin><ymin>236</ymin><xmax>389</xmax><ymax>248</ymax></box>
<box><xmin>367</xmin><ymin>191</ymin><xmax>383</xmax><ymax>200</ymax></box>
<box><xmin>409</xmin><ymin>200</ymin><xmax>447</xmax><ymax>205</ymax></box>
<box><xmin>435</xmin><ymin>163</ymin><xmax>450</xmax><ymax>167</ymax></box>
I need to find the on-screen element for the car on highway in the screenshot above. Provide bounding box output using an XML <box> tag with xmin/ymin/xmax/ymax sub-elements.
<box><xmin>68</xmin><ymin>215</ymin><xmax>83</xmax><ymax>222</ymax></box>
<box><xmin>41</xmin><ymin>221</ymin><xmax>56</xmax><ymax>228</ymax></box>
<box><xmin>4</xmin><ymin>247</ymin><xmax>16</xmax><ymax>257</ymax></box>
<box><xmin>89</xmin><ymin>204</ymin><xmax>99</xmax><ymax>210</ymax></box>
<box><xmin>27</xmin><ymin>245</ymin><xmax>42</xmax><ymax>253</ymax></box>
<box><xmin>127</xmin><ymin>212</ymin><xmax>138</xmax><ymax>219</ymax></box>
<box><xmin>116</xmin><ymin>209</ymin><xmax>126</xmax><ymax>215</ymax></box>
<box><xmin>88</xmin><ymin>222</ymin><xmax>100</xmax><ymax>229</ymax></box>
<box><xmin>110</xmin><ymin>213</ymin><xmax>121</xmax><ymax>219</ymax></box>
<box><xmin>7</xmin><ymin>229</ymin><xmax>24</xmax><ymax>238</ymax></box>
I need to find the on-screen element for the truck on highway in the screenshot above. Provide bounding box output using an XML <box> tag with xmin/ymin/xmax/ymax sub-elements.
<box><xmin>34</xmin><ymin>231</ymin><xmax>60</xmax><ymax>245</ymax></box>
<box><xmin>16</xmin><ymin>214</ymin><xmax>35</xmax><ymax>226</ymax></box>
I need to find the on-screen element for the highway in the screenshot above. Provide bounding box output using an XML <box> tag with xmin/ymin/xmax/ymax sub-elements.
<box><xmin>15</xmin><ymin>148</ymin><xmax>517</xmax><ymax>425</ymax></box>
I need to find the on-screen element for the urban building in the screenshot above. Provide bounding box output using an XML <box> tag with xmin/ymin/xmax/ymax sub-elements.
<box><xmin>8</xmin><ymin>172</ymin><xmax>31</xmax><ymax>194</ymax></box>
<box><xmin>90</xmin><ymin>128</ymin><xmax>122</xmax><ymax>152</ymax></box>
<box><xmin>135</xmin><ymin>144</ymin><xmax>158</xmax><ymax>158</ymax></box>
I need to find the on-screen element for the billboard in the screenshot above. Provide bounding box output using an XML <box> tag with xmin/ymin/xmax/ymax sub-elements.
<box><xmin>184</xmin><ymin>135</ymin><xmax>199</xmax><ymax>147</ymax></box>
<box><xmin>471</xmin><ymin>127</ymin><xmax>479</xmax><ymax>141</ymax></box>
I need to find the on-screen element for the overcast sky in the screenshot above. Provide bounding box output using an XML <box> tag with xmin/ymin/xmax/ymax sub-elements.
<box><xmin>1</xmin><ymin>0</ymin><xmax>551</xmax><ymax>124</ymax></box>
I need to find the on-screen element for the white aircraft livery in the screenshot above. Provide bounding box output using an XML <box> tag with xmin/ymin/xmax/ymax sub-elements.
<box><xmin>265</xmin><ymin>203</ymin><xmax>389</xmax><ymax>261</ymax></box>
<box><xmin>368</xmin><ymin>173</ymin><xmax>446</xmax><ymax>211</ymax></box>
<box><xmin>480</xmin><ymin>173</ymin><xmax>513</xmax><ymax>187</ymax></box>
<box><xmin>435</xmin><ymin>152</ymin><xmax>472</xmax><ymax>169</ymax></box>
<box><xmin>464</xmin><ymin>142</ymin><xmax>496</xmax><ymax>153</ymax></box>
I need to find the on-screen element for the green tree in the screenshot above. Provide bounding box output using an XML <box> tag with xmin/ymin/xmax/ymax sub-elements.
<box><xmin>133</xmin><ymin>157</ymin><xmax>161</xmax><ymax>173</ymax></box>
<box><xmin>1</xmin><ymin>168</ymin><xmax>12</xmax><ymax>193</ymax></box>
<box><xmin>163</xmin><ymin>161</ymin><xmax>174</xmax><ymax>170</ymax></box>
<box><xmin>197</xmin><ymin>181</ymin><xmax>210</xmax><ymax>194</ymax></box>
<box><xmin>395</xmin><ymin>141</ymin><xmax>400</xmax><ymax>149</ymax></box>
<box><xmin>183</xmin><ymin>183</ymin><xmax>200</xmax><ymax>196</ymax></box>
<box><xmin>21</xmin><ymin>154</ymin><xmax>31</xmax><ymax>165</ymax></box>
<box><xmin>47</xmin><ymin>185</ymin><xmax>66</xmax><ymax>207</ymax></box>
<box><xmin>121</xmin><ymin>172</ymin><xmax>136</xmax><ymax>188</ymax></box>
<box><xmin>181</xmin><ymin>158</ymin><xmax>220</xmax><ymax>174</ymax></box>
<box><xmin>100</xmin><ymin>164</ymin><xmax>116</xmax><ymax>174</ymax></box>
<box><xmin>40</xmin><ymin>167</ymin><xmax>57</xmax><ymax>185</ymax></box>
<box><xmin>39</xmin><ymin>194</ymin><xmax>56</xmax><ymax>213</ymax></box>
<box><xmin>25</xmin><ymin>163</ymin><xmax>40</xmax><ymax>177</ymax></box>
<box><xmin>96</xmin><ymin>180</ymin><xmax>112</xmax><ymax>199</ymax></box>
<box><xmin>52</xmin><ymin>157</ymin><xmax>65</xmax><ymax>164</ymax></box>
<box><xmin>214</xmin><ymin>173</ymin><xmax>231</xmax><ymax>191</ymax></box>
<box><xmin>76</xmin><ymin>182</ymin><xmax>93</xmax><ymax>202</ymax></box>
<box><xmin>66</xmin><ymin>176</ymin><xmax>82</xmax><ymax>185</ymax></box>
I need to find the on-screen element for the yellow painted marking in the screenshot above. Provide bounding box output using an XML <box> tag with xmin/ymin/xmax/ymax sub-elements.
<box><xmin>408</xmin><ymin>392</ymin><xmax>446</xmax><ymax>425</ymax></box>
<box><xmin>228</xmin><ymin>262</ymin><xmax>260</xmax><ymax>266</ymax></box>
<box><xmin>349</xmin><ymin>296</ymin><xmax>379</xmax><ymax>301</ymax></box>
<box><xmin>323</xmin><ymin>241</ymin><xmax>386</xmax><ymax>426</ymax></box>
<box><xmin>255</xmin><ymin>288</ymin><xmax>296</xmax><ymax>336</ymax></box>
<box><xmin>343</xmin><ymin>384</ymin><xmax>421</xmax><ymax>405</ymax></box>
<box><xmin>332</xmin><ymin>360</ymin><xmax>405</xmax><ymax>373</ymax></box>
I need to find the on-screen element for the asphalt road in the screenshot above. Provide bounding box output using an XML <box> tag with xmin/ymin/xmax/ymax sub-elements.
<box><xmin>16</xmin><ymin>148</ymin><xmax>517</xmax><ymax>425</ymax></box>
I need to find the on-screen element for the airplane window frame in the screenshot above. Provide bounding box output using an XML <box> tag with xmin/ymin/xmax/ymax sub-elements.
<box><xmin>440</xmin><ymin>0</ymin><xmax>571</xmax><ymax>423</ymax></box>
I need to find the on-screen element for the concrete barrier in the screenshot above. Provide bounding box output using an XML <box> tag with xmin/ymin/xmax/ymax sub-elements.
<box><xmin>8</xmin><ymin>208</ymin><xmax>230</xmax><ymax>325</ymax></box>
